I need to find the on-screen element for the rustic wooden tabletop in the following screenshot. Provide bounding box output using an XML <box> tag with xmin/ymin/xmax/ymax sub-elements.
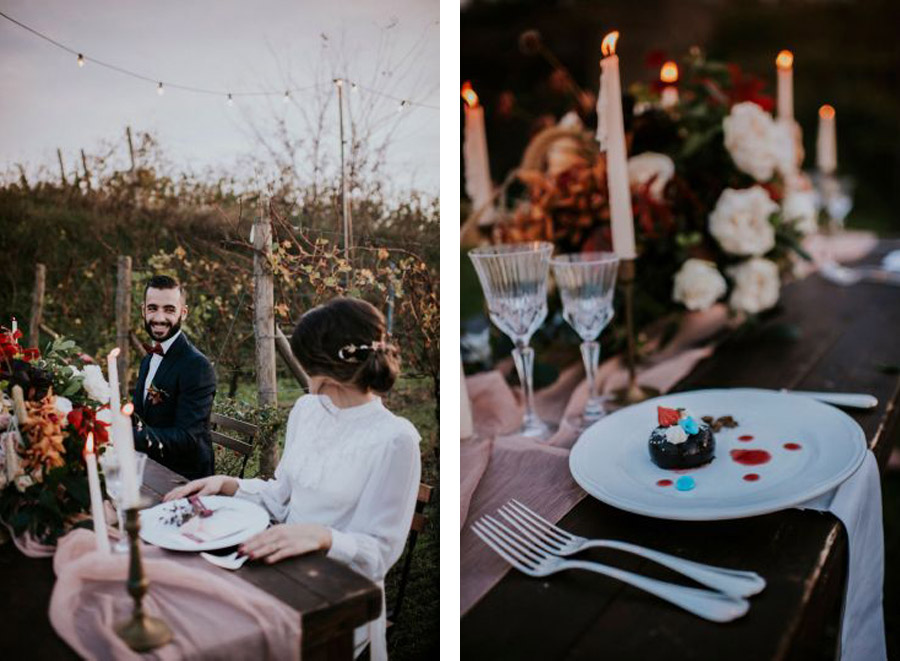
<box><xmin>462</xmin><ymin>240</ymin><xmax>900</xmax><ymax>660</ymax></box>
<box><xmin>0</xmin><ymin>458</ymin><xmax>382</xmax><ymax>660</ymax></box>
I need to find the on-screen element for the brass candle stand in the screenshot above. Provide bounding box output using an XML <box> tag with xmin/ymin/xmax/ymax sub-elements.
<box><xmin>611</xmin><ymin>258</ymin><xmax>658</xmax><ymax>405</ymax></box>
<box><xmin>114</xmin><ymin>505</ymin><xmax>173</xmax><ymax>651</ymax></box>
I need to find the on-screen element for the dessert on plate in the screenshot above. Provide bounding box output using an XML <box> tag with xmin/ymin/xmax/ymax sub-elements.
<box><xmin>648</xmin><ymin>406</ymin><xmax>715</xmax><ymax>469</ymax></box>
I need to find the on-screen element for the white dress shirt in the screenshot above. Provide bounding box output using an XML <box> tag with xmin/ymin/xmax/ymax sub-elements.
<box><xmin>235</xmin><ymin>393</ymin><xmax>422</xmax><ymax>661</ymax></box>
<box><xmin>143</xmin><ymin>330</ymin><xmax>182</xmax><ymax>402</ymax></box>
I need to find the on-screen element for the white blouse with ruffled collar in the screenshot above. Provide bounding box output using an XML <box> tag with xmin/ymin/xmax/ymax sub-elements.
<box><xmin>235</xmin><ymin>393</ymin><xmax>421</xmax><ymax>660</ymax></box>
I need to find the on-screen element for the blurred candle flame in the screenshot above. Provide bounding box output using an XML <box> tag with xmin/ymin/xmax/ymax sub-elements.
<box><xmin>85</xmin><ymin>432</ymin><xmax>94</xmax><ymax>455</ymax></box>
<box><xmin>819</xmin><ymin>104</ymin><xmax>835</xmax><ymax>119</ymax></box>
<box><xmin>122</xmin><ymin>403</ymin><xmax>134</xmax><ymax>417</ymax></box>
<box><xmin>601</xmin><ymin>31</ymin><xmax>619</xmax><ymax>57</ymax></box>
<box><xmin>660</xmin><ymin>61</ymin><xmax>679</xmax><ymax>84</ymax></box>
<box><xmin>461</xmin><ymin>81</ymin><xmax>479</xmax><ymax>108</ymax></box>
<box><xmin>776</xmin><ymin>50</ymin><xmax>794</xmax><ymax>70</ymax></box>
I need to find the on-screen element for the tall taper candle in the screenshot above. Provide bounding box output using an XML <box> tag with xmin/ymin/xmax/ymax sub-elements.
<box><xmin>461</xmin><ymin>82</ymin><xmax>494</xmax><ymax>221</ymax></box>
<box><xmin>117</xmin><ymin>404</ymin><xmax>140</xmax><ymax>507</ymax></box>
<box><xmin>776</xmin><ymin>50</ymin><xmax>794</xmax><ymax>122</ymax></box>
<box><xmin>660</xmin><ymin>61</ymin><xmax>679</xmax><ymax>109</ymax></box>
<box><xmin>597</xmin><ymin>31</ymin><xmax>636</xmax><ymax>259</ymax></box>
<box><xmin>817</xmin><ymin>105</ymin><xmax>837</xmax><ymax>175</ymax></box>
<box><xmin>84</xmin><ymin>433</ymin><xmax>111</xmax><ymax>554</ymax></box>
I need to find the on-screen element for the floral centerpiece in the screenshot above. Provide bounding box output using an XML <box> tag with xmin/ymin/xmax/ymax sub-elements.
<box><xmin>0</xmin><ymin>326</ymin><xmax>111</xmax><ymax>545</ymax></box>
<box><xmin>493</xmin><ymin>47</ymin><xmax>818</xmax><ymax>320</ymax></box>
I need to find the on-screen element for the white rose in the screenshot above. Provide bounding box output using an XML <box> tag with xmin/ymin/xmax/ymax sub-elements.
<box><xmin>665</xmin><ymin>426</ymin><xmax>688</xmax><ymax>445</ymax></box>
<box><xmin>80</xmin><ymin>364</ymin><xmax>110</xmax><ymax>404</ymax></box>
<box><xmin>672</xmin><ymin>259</ymin><xmax>727</xmax><ymax>311</ymax></box>
<box><xmin>708</xmin><ymin>186</ymin><xmax>778</xmax><ymax>256</ymax></box>
<box><xmin>781</xmin><ymin>190</ymin><xmax>819</xmax><ymax>235</ymax></box>
<box><xmin>627</xmin><ymin>152</ymin><xmax>675</xmax><ymax>201</ymax></box>
<box><xmin>728</xmin><ymin>258</ymin><xmax>780</xmax><ymax>314</ymax></box>
<box><xmin>15</xmin><ymin>474</ymin><xmax>34</xmax><ymax>492</ymax></box>
<box><xmin>54</xmin><ymin>396</ymin><xmax>73</xmax><ymax>417</ymax></box>
<box><xmin>723</xmin><ymin>102</ymin><xmax>788</xmax><ymax>182</ymax></box>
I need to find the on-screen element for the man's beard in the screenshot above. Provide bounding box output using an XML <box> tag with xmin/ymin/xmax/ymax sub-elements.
<box><xmin>144</xmin><ymin>316</ymin><xmax>182</xmax><ymax>342</ymax></box>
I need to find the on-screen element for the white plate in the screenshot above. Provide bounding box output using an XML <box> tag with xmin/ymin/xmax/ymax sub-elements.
<box><xmin>569</xmin><ymin>389</ymin><xmax>867</xmax><ymax>521</ymax></box>
<box><xmin>140</xmin><ymin>496</ymin><xmax>271</xmax><ymax>551</ymax></box>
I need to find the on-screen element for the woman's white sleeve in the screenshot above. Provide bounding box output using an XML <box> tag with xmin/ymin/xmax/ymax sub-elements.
<box><xmin>232</xmin><ymin>405</ymin><xmax>299</xmax><ymax>523</ymax></box>
<box><xmin>326</xmin><ymin>430</ymin><xmax>421</xmax><ymax>582</ymax></box>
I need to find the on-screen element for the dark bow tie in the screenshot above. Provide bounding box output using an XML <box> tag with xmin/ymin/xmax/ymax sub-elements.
<box><xmin>143</xmin><ymin>342</ymin><xmax>165</xmax><ymax>356</ymax></box>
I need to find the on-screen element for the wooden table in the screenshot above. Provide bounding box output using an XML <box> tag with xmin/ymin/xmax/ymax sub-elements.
<box><xmin>0</xmin><ymin>459</ymin><xmax>381</xmax><ymax>660</ymax></box>
<box><xmin>462</xmin><ymin>240</ymin><xmax>900</xmax><ymax>660</ymax></box>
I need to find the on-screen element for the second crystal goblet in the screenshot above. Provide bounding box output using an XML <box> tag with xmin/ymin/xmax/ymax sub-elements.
<box><xmin>551</xmin><ymin>252</ymin><xmax>620</xmax><ymax>431</ymax></box>
<box><xmin>469</xmin><ymin>242</ymin><xmax>555</xmax><ymax>440</ymax></box>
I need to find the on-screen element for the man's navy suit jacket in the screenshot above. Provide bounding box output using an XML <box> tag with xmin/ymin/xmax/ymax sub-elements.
<box><xmin>132</xmin><ymin>333</ymin><xmax>216</xmax><ymax>480</ymax></box>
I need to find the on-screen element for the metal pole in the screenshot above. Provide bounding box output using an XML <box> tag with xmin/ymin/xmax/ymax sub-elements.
<box><xmin>336</xmin><ymin>79</ymin><xmax>350</xmax><ymax>261</ymax></box>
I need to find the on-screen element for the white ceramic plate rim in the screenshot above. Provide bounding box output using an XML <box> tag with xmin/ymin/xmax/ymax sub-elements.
<box><xmin>139</xmin><ymin>495</ymin><xmax>270</xmax><ymax>551</ymax></box>
<box><xmin>569</xmin><ymin>388</ymin><xmax>867</xmax><ymax>521</ymax></box>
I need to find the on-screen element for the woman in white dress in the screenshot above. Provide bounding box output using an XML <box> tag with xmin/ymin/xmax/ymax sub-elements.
<box><xmin>165</xmin><ymin>298</ymin><xmax>422</xmax><ymax>660</ymax></box>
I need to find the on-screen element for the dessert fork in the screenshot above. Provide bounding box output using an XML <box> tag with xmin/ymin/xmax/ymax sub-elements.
<box><xmin>499</xmin><ymin>499</ymin><xmax>765</xmax><ymax>598</ymax></box>
<box><xmin>473</xmin><ymin>515</ymin><xmax>749</xmax><ymax>622</ymax></box>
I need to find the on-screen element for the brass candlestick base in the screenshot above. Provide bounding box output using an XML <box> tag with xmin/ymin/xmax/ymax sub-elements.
<box><xmin>115</xmin><ymin>507</ymin><xmax>173</xmax><ymax>652</ymax></box>
<box><xmin>610</xmin><ymin>258</ymin><xmax>658</xmax><ymax>406</ymax></box>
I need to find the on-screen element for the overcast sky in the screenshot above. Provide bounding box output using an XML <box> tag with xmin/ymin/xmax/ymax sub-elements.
<box><xmin>0</xmin><ymin>0</ymin><xmax>439</xmax><ymax>195</ymax></box>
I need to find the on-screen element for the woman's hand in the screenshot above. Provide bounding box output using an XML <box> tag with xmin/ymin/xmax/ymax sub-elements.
<box><xmin>163</xmin><ymin>475</ymin><xmax>238</xmax><ymax>502</ymax></box>
<box><xmin>239</xmin><ymin>524</ymin><xmax>333</xmax><ymax>564</ymax></box>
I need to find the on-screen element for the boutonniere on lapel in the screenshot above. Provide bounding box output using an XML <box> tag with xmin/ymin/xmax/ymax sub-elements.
<box><xmin>146</xmin><ymin>383</ymin><xmax>169</xmax><ymax>406</ymax></box>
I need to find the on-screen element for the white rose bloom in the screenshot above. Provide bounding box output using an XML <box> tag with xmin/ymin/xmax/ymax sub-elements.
<box><xmin>665</xmin><ymin>426</ymin><xmax>688</xmax><ymax>445</ymax></box>
<box><xmin>15</xmin><ymin>474</ymin><xmax>34</xmax><ymax>492</ymax></box>
<box><xmin>781</xmin><ymin>190</ymin><xmax>819</xmax><ymax>235</ymax></box>
<box><xmin>627</xmin><ymin>152</ymin><xmax>675</xmax><ymax>201</ymax></box>
<box><xmin>672</xmin><ymin>259</ymin><xmax>727</xmax><ymax>311</ymax></box>
<box><xmin>728</xmin><ymin>258</ymin><xmax>781</xmax><ymax>314</ymax></box>
<box><xmin>54</xmin><ymin>396</ymin><xmax>73</xmax><ymax>417</ymax></box>
<box><xmin>708</xmin><ymin>186</ymin><xmax>778</xmax><ymax>256</ymax></box>
<box><xmin>723</xmin><ymin>102</ymin><xmax>788</xmax><ymax>182</ymax></box>
<box><xmin>81</xmin><ymin>364</ymin><xmax>110</xmax><ymax>404</ymax></box>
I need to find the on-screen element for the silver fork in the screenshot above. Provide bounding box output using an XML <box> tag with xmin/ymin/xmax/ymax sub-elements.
<box><xmin>501</xmin><ymin>499</ymin><xmax>765</xmax><ymax>598</ymax></box>
<box><xmin>473</xmin><ymin>516</ymin><xmax>749</xmax><ymax>622</ymax></box>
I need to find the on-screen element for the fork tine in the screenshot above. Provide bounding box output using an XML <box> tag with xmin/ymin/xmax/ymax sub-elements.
<box><xmin>498</xmin><ymin>507</ymin><xmax>565</xmax><ymax>554</ymax></box>
<box><xmin>509</xmin><ymin>499</ymin><xmax>574</xmax><ymax>541</ymax></box>
<box><xmin>472</xmin><ymin>521</ymin><xmax>534</xmax><ymax>573</ymax></box>
<box><xmin>481</xmin><ymin>515</ymin><xmax>548</xmax><ymax>564</ymax></box>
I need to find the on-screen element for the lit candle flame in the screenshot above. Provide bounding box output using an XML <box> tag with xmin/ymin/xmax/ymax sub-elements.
<box><xmin>85</xmin><ymin>432</ymin><xmax>94</xmax><ymax>455</ymax></box>
<box><xmin>460</xmin><ymin>81</ymin><xmax>479</xmax><ymax>108</ymax></box>
<box><xmin>109</xmin><ymin>347</ymin><xmax>120</xmax><ymax>359</ymax></box>
<box><xmin>601</xmin><ymin>31</ymin><xmax>619</xmax><ymax>57</ymax></box>
<box><xmin>819</xmin><ymin>104</ymin><xmax>835</xmax><ymax>119</ymax></box>
<box><xmin>660</xmin><ymin>61</ymin><xmax>679</xmax><ymax>84</ymax></box>
<box><xmin>122</xmin><ymin>402</ymin><xmax>134</xmax><ymax>417</ymax></box>
<box><xmin>776</xmin><ymin>50</ymin><xmax>793</xmax><ymax>70</ymax></box>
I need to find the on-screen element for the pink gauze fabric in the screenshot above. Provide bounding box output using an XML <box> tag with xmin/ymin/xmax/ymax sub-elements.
<box><xmin>49</xmin><ymin>529</ymin><xmax>301</xmax><ymax>660</ymax></box>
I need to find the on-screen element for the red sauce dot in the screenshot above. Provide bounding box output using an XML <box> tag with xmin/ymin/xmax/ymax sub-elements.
<box><xmin>656</xmin><ymin>479</ymin><xmax>673</xmax><ymax>487</ymax></box>
<box><xmin>730</xmin><ymin>449</ymin><xmax>772</xmax><ymax>466</ymax></box>
<box><xmin>743</xmin><ymin>473</ymin><xmax>760</xmax><ymax>481</ymax></box>
<box><xmin>738</xmin><ymin>435</ymin><xmax>754</xmax><ymax>442</ymax></box>
<box><xmin>783</xmin><ymin>442</ymin><xmax>802</xmax><ymax>451</ymax></box>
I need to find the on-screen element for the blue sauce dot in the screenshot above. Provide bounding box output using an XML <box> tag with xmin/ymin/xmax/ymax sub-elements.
<box><xmin>675</xmin><ymin>476</ymin><xmax>696</xmax><ymax>491</ymax></box>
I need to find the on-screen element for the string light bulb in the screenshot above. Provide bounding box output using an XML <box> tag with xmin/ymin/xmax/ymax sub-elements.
<box><xmin>334</xmin><ymin>78</ymin><xmax>344</xmax><ymax>88</ymax></box>
<box><xmin>157</xmin><ymin>82</ymin><xmax>164</xmax><ymax>96</ymax></box>
<box><xmin>283</xmin><ymin>90</ymin><xmax>290</xmax><ymax>102</ymax></box>
<box><xmin>350</xmin><ymin>82</ymin><xmax>358</xmax><ymax>93</ymax></box>
<box><xmin>77</xmin><ymin>53</ymin><xmax>84</xmax><ymax>67</ymax></box>
<box><xmin>398</xmin><ymin>99</ymin><xmax>408</xmax><ymax>112</ymax></box>
<box><xmin>227</xmin><ymin>93</ymin><xmax>234</xmax><ymax>106</ymax></box>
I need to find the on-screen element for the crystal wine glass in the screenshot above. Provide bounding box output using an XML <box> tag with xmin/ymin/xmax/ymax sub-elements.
<box><xmin>551</xmin><ymin>252</ymin><xmax>620</xmax><ymax>431</ymax></box>
<box><xmin>469</xmin><ymin>242</ymin><xmax>555</xmax><ymax>439</ymax></box>
<box><xmin>100</xmin><ymin>450</ymin><xmax>148</xmax><ymax>553</ymax></box>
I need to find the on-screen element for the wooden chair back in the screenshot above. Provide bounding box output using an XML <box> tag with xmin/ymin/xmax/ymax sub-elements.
<box><xmin>209</xmin><ymin>412</ymin><xmax>258</xmax><ymax>479</ymax></box>
<box><xmin>388</xmin><ymin>482</ymin><xmax>434</xmax><ymax>626</ymax></box>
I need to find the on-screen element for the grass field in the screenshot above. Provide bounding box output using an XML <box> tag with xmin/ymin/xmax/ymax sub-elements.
<box><xmin>219</xmin><ymin>374</ymin><xmax>439</xmax><ymax>659</ymax></box>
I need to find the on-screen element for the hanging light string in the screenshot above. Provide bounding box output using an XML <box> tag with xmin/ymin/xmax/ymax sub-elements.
<box><xmin>0</xmin><ymin>9</ymin><xmax>437</xmax><ymax>110</ymax></box>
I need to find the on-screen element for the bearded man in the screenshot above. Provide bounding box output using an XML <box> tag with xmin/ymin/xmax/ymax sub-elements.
<box><xmin>132</xmin><ymin>275</ymin><xmax>216</xmax><ymax>479</ymax></box>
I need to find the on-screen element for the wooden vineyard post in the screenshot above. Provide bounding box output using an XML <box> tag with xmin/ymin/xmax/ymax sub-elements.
<box><xmin>126</xmin><ymin>127</ymin><xmax>136</xmax><ymax>172</ymax></box>
<box><xmin>57</xmin><ymin>149</ymin><xmax>67</xmax><ymax>186</ymax></box>
<box><xmin>253</xmin><ymin>195</ymin><xmax>279</xmax><ymax>476</ymax></box>
<box><xmin>275</xmin><ymin>324</ymin><xmax>309</xmax><ymax>391</ymax></box>
<box><xmin>116</xmin><ymin>256</ymin><xmax>133</xmax><ymax>400</ymax></box>
<box><xmin>29</xmin><ymin>264</ymin><xmax>46</xmax><ymax>349</ymax></box>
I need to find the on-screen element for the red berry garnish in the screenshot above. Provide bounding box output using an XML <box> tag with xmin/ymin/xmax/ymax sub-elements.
<box><xmin>657</xmin><ymin>406</ymin><xmax>680</xmax><ymax>427</ymax></box>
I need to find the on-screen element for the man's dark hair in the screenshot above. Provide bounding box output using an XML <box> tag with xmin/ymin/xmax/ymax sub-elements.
<box><xmin>144</xmin><ymin>275</ymin><xmax>185</xmax><ymax>301</ymax></box>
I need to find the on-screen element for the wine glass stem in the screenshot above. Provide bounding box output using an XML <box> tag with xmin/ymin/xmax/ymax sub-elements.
<box><xmin>512</xmin><ymin>344</ymin><xmax>540</xmax><ymax>430</ymax></box>
<box><xmin>580</xmin><ymin>340</ymin><xmax>603</xmax><ymax>419</ymax></box>
<box><xmin>116</xmin><ymin>504</ymin><xmax>126</xmax><ymax>539</ymax></box>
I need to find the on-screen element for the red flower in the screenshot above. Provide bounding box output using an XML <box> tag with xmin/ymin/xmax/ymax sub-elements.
<box><xmin>68</xmin><ymin>405</ymin><xmax>110</xmax><ymax>447</ymax></box>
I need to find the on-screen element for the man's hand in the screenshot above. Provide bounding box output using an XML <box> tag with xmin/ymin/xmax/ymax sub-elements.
<box><xmin>163</xmin><ymin>475</ymin><xmax>238</xmax><ymax>501</ymax></box>
<box><xmin>238</xmin><ymin>524</ymin><xmax>333</xmax><ymax>564</ymax></box>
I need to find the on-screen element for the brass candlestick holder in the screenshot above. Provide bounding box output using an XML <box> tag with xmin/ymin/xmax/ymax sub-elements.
<box><xmin>115</xmin><ymin>506</ymin><xmax>173</xmax><ymax>651</ymax></box>
<box><xmin>611</xmin><ymin>258</ymin><xmax>659</xmax><ymax>405</ymax></box>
